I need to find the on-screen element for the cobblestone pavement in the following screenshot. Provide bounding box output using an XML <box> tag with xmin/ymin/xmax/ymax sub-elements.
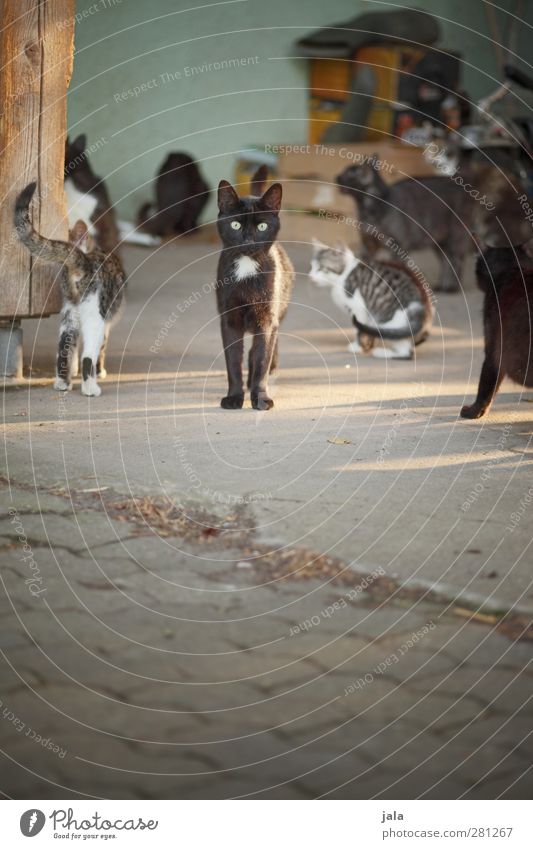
<box><xmin>1</xmin><ymin>244</ymin><xmax>532</xmax><ymax>798</ymax></box>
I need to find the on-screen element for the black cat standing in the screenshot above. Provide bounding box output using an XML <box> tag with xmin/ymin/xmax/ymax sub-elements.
<box><xmin>215</xmin><ymin>168</ymin><xmax>294</xmax><ymax>410</ymax></box>
<box><xmin>461</xmin><ymin>240</ymin><xmax>533</xmax><ymax>419</ymax></box>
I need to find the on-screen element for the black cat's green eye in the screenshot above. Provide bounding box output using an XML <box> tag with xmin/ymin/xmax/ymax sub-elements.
<box><xmin>257</xmin><ymin>222</ymin><xmax>268</xmax><ymax>231</ymax></box>
<box><xmin>231</xmin><ymin>221</ymin><xmax>241</xmax><ymax>230</ymax></box>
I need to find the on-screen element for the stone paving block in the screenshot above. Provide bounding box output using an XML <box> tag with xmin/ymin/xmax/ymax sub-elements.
<box><xmin>470</xmin><ymin>767</ymin><xmax>532</xmax><ymax>800</ymax></box>
<box><xmin>0</xmin><ymin>511</ymin><xmax>134</xmax><ymax>553</ymax></box>
<box><xmin>2</xmin><ymin>486</ymin><xmax>72</xmax><ymax>516</ymax></box>
<box><xmin>419</xmin><ymin>665</ymin><xmax>528</xmax><ymax>715</ymax></box>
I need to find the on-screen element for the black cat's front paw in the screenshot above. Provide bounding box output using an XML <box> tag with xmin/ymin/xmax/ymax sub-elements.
<box><xmin>460</xmin><ymin>403</ymin><xmax>486</xmax><ymax>419</ymax></box>
<box><xmin>221</xmin><ymin>394</ymin><xmax>244</xmax><ymax>410</ymax></box>
<box><xmin>251</xmin><ymin>392</ymin><xmax>274</xmax><ymax>411</ymax></box>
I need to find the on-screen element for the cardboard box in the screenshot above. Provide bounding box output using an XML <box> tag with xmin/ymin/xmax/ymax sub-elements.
<box><xmin>276</xmin><ymin>141</ymin><xmax>436</xmax><ymax>184</ymax></box>
<box><xmin>279</xmin><ymin>210</ymin><xmax>361</xmax><ymax>250</ymax></box>
<box><xmin>282</xmin><ymin>178</ymin><xmax>354</xmax><ymax>216</ymax></box>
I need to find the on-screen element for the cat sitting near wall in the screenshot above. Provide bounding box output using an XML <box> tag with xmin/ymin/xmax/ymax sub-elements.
<box><xmin>65</xmin><ymin>135</ymin><xmax>120</xmax><ymax>256</ymax></box>
<box><xmin>137</xmin><ymin>152</ymin><xmax>209</xmax><ymax>237</ymax></box>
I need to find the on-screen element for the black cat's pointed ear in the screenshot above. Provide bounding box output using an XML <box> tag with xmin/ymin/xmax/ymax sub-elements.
<box><xmin>250</xmin><ymin>165</ymin><xmax>268</xmax><ymax>196</ymax></box>
<box><xmin>71</xmin><ymin>134</ymin><xmax>87</xmax><ymax>155</ymax></box>
<box><xmin>260</xmin><ymin>182</ymin><xmax>282</xmax><ymax>212</ymax></box>
<box><xmin>218</xmin><ymin>180</ymin><xmax>239</xmax><ymax>213</ymax></box>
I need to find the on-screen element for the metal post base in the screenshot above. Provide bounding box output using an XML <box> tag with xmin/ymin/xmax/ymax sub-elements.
<box><xmin>0</xmin><ymin>320</ymin><xmax>23</xmax><ymax>379</ymax></box>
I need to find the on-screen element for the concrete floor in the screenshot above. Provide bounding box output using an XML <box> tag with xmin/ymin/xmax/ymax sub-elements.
<box><xmin>1</xmin><ymin>239</ymin><xmax>532</xmax><ymax>798</ymax></box>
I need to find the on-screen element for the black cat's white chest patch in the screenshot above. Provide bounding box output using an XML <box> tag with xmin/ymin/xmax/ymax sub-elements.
<box><xmin>233</xmin><ymin>255</ymin><xmax>260</xmax><ymax>280</ymax></box>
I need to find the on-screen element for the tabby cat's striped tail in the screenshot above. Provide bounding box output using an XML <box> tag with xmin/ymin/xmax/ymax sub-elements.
<box><xmin>14</xmin><ymin>182</ymin><xmax>88</xmax><ymax>302</ymax></box>
<box><xmin>352</xmin><ymin>305</ymin><xmax>425</xmax><ymax>340</ymax></box>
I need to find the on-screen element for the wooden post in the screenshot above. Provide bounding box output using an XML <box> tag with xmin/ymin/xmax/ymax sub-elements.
<box><xmin>0</xmin><ymin>0</ymin><xmax>74</xmax><ymax>372</ymax></box>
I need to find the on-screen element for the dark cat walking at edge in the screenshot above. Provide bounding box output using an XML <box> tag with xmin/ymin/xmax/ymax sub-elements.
<box><xmin>461</xmin><ymin>239</ymin><xmax>533</xmax><ymax>419</ymax></box>
<box><xmin>15</xmin><ymin>182</ymin><xmax>126</xmax><ymax>397</ymax></box>
<box><xmin>138</xmin><ymin>152</ymin><xmax>209</xmax><ymax>237</ymax></box>
<box><xmin>216</xmin><ymin>165</ymin><xmax>294</xmax><ymax>410</ymax></box>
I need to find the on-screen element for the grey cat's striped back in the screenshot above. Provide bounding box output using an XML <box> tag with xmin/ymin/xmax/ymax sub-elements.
<box><xmin>310</xmin><ymin>244</ymin><xmax>434</xmax><ymax>355</ymax></box>
<box><xmin>344</xmin><ymin>258</ymin><xmax>429</xmax><ymax>328</ymax></box>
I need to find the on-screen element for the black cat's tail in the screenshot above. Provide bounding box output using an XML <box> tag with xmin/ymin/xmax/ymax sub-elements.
<box><xmin>137</xmin><ymin>201</ymin><xmax>170</xmax><ymax>236</ymax></box>
<box><xmin>137</xmin><ymin>201</ymin><xmax>153</xmax><ymax>227</ymax></box>
<box><xmin>14</xmin><ymin>182</ymin><xmax>88</xmax><ymax>301</ymax></box>
<box><xmin>351</xmin><ymin>305</ymin><xmax>426</xmax><ymax>341</ymax></box>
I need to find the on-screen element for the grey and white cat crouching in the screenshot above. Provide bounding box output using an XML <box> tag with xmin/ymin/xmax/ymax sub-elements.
<box><xmin>215</xmin><ymin>167</ymin><xmax>294</xmax><ymax>411</ymax></box>
<box><xmin>310</xmin><ymin>241</ymin><xmax>434</xmax><ymax>360</ymax></box>
<box><xmin>15</xmin><ymin>182</ymin><xmax>126</xmax><ymax>397</ymax></box>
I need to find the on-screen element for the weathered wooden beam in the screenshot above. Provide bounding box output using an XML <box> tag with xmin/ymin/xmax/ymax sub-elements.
<box><xmin>0</xmin><ymin>0</ymin><xmax>74</xmax><ymax>322</ymax></box>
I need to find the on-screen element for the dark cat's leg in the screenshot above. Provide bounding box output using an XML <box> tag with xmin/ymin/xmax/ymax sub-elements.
<box><xmin>250</xmin><ymin>327</ymin><xmax>278</xmax><ymax>411</ymax></box>
<box><xmin>247</xmin><ymin>346</ymin><xmax>254</xmax><ymax>389</ymax></box>
<box><xmin>54</xmin><ymin>306</ymin><xmax>79</xmax><ymax>391</ymax></box>
<box><xmin>270</xmin><ymin>337</ymin><xmax>279</xmax><ymax>372</ymax></box>
<box><xmin>97</xmin><ymin>325</ymin><xmax>110</xmax><ymax>379</ymax></box>
<box><xmin>220</xmin><ymin>319</ymin><xmax>245</xmax><ymax>409</ymax></box>
<box><xmin>248</xmin><ymin>334</ymin><xmax>278</xmax><ymax>388</ymax></box>
<box><xmin>461</xmin><ymin>357</ymin><xmax>503</xmax><ymax>418</ymax></box>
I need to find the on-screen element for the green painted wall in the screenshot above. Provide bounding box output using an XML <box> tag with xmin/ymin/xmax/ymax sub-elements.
<box><xmin>68</xmin><ymin>0</ymin><xmax>531</xmax><ymax>220</ymax></box>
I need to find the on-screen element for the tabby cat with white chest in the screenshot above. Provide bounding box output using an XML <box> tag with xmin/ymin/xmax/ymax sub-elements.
<box><xmin>310</xmin><ymin>242</ymin><xmax>433</xmax><ymax>359</ymax></box>
<box><xmin>216</xmin><ymin>167</ymin><xmax>294</xmax><ymax>410</ymax></box>
<box><xmin>15</xmin><ymin>182</ymin><xmax>126</xmax><ymax>397</ymax></box>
